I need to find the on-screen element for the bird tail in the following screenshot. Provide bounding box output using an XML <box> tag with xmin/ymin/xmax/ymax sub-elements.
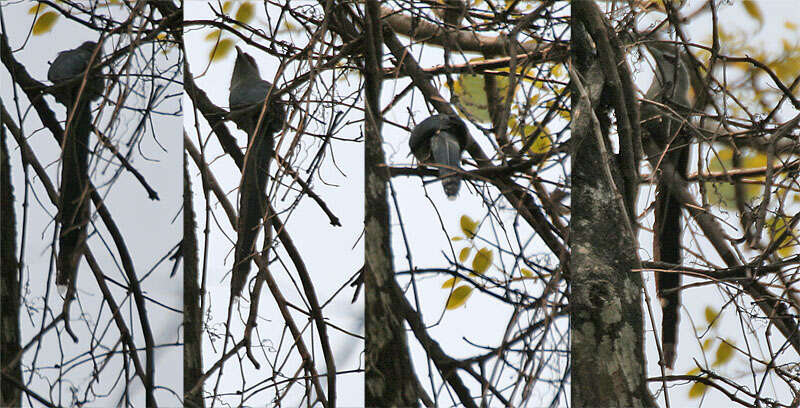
<box><xmin>232</xmin><ymin>204</ymin><xmax>257</xmax><ymax>298</ymax></box>
<box><xmin>654</xmin><ymin>178</ymin><xmax>681</xmax><ymax>370</ymax></box>
<box><xmin>56</xmin><ymin>101</ymin><xmax>92</xmax><ymax>290</ymax></box>
<box><xmin>231</xmin><ymin>137</ymin><xmax>270</xmax><ymax>298</ymax></box>
<box><xmin>430</xmin><ymin>131</ymin><xmax>462</xmax><ymax>199</ymax></box>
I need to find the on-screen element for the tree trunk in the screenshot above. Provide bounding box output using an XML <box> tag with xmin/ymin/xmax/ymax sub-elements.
<box><xmin>570</xmin><ymin>7</ymin><xmax>655</xmax><ymax>405</ymax></box>
<box><xmin>1</xmin><ymin>104</ymin><xmax>22</xmax><ymax>408</ymax></box>
<box><xmin>364</xmin><ymin>1</ymin><xmax>420</xmax><ymax>406</ymax></box>
<box><xmin>183</xmin><ymin>152</ymin><xmax>204</xmax><ymax>408</ymax></box>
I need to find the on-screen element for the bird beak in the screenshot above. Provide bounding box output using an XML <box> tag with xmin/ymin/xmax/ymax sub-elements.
<box><xmin>235</xmin><ymin>45</ymin><xmax>243</xmax><ymax>56</ymax></box>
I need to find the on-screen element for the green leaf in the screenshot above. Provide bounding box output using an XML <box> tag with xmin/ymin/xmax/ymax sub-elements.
<box><xmin>521</xmin><ymin>268</ymin><xmax>533</xmax><ymax>277</ymax></box>
<box><xmin>472</xmin><ymin>248</ymin><xmax>492</xmax><ymax>275</ymax></box>
<box><xmin>451</xmin><ymin>68</ymin><xmax>512</xmax><ymax>123</ymax></box>
<box><xmin>705</xmin><ymin>147</ymin><xmax>764</xmax><ymax>210</ymax></box>
<box><xmin>32</xmin><ymin>11</ymin><xmax>58</xmax><ymax>35</ymax></box>
<box><xmin>460</xmin><ymin>215</ymin><xmax>478</xmax><ymax>239</ymax></box>
<box><xmin>445</xmin><ymin>285</ymin><xmax>473</xmax><ymax>310</ymax></box>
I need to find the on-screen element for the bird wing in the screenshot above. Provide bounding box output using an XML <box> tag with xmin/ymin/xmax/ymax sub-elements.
<box><xmin>48</xmin><ymin>49</ymin><xmax>92</xmax><ymax>83</ymax></box>
<box><xmin>230</xmin><ymin>79</ymin><xmax>272</xmax><ymax>110</ymax></box>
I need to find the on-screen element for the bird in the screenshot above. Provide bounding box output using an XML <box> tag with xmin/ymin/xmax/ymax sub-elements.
<box><xmin>641</xmin><ymin>41</ymin><xmax>691</xmax><ymax>369</ymax></box>
<box><xmin>229</xmin><ymin>45</ymin><xmax>285</xmax><ymax>299</ymax></box>
<box><xmin>409</xmin><ymin>114</ymin><xmax>469</xmax><ymax>199</ymax></box>
<box><xmin>47</xmin><ymin>41</ymin><xmax>104</xmax><ymax>293</ymax></box>
<box><xmin>48</xmin><ymin>41</ymin><xmax>104</xmax><ymax>107</ymax></box>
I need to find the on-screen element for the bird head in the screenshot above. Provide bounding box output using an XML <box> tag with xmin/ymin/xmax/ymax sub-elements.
<box><xmin>232</xmin><ymin>46</ymin><xmax>261</xmax><ymax>88</ymax></box>
<box><xmin>644</xmin><ymin>41</ymin><xmax>690</xmax><ymax>107</ymax></box>
<box><xmin>77</xmin><ymin>41</ymin><xmax>99</xmax><ymax>53</ymax></box>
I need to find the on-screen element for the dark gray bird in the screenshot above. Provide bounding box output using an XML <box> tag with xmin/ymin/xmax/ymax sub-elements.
<box><xmin>409</xmin><ymin>114</ymin><xmax>469</xmax><ymax>199</ymax></box>
<box><xmin>47</xmin><ymin>41</ymin><xmax>103</xmax><ymax>292</ymax></box>
<box><xmin>641</xmin><ymin>41</ymin><xmax>691</xmax><ymax>370</ymax></box>
<box><xmin>48</xmin><ymin>41</ymin><xmax>104</xmax><ymax>107</ymax></box>
<box><xmin>229</xmin><ymin>46</ymin><xmax>285</xmax><ymax>299</ymax></box>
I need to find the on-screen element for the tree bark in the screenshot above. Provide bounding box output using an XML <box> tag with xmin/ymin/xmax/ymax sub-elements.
<box><xmin>570</xmin><ymin>8</ymin><xmax>655</xmax><ymax>406</ymax></box>
<box><xmin>570</xmin><ymin>82</ymin><xmax>655</xmax><ymax>407</ymax></box>
<box><xmin>364</xmin><ymin>1</ymin><xmax>420</xmax><ymax>406</ymax></box>
<box><xmin>183</xmin><ymin>152</ymin><xmax>204</xmax><ymax>408</ymax></box>
<box><xmin>1</xmin><ymin>103</ymin><xmax>22</xmax><ymax>408</ymax></box>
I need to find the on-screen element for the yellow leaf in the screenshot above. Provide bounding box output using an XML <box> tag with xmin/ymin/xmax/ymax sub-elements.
<box><xmin>688</xmin><ymin>381</ymin><xmax>707</xmax><ymax>399</ymax></box>
<box><xmin>222</xmin><ymin>1</ymin><xmax>233</xmax><ymax>14</ymax></box>
<box><xmin>521</xmin><ymin>268</ymin><xmax>533</xmax><ymax>277</ymax></box>
<box><xmin>786</xmin><ymin>21</ymin><xmax>798</xmax><ymax>31</ymax></box>
<box><xmin>209</xmin><ymin>38</ymin><xmax>234</xmax><ymax>62</ymax></box>
<box><xmin>686</xmin><ymin>366</ymin><xmax>701</xmax><ymax>376</ymax></box>
<box><xmin>742</xmin><ymin>1</ymin><xmax>763</xmax><ymax>25</ymax></box>
<box><xmin>460</xmin><ymin>215</ymin><xmax>478</xmax><ymax>239</ymax></box>
<box><xmin>459</xmin><ymin>247</ymin><xmax>472</xmax><ymax>263</ymax></box>
<box><xmin>28</xmin><ymin>3</ymin><xmax>45</xmax><ymax>14</ymax></box>
<box><xmin>741</xmin><ymin>152</ymin><xmax>766</xmax><ymax>168</ymax></box>
<box><xmin>451</xmin><ymin>67</ymin><xmax>513</xmax><ymax>123</ymax></box>
<box><xmin>442</xmin><ymin>277</ymin><xmax>459</xmax><ymax>289</ymax></box>
<box><xmin>705</xmin><ymin>147</ymin><xmax>764</xmax><ymax>209</ymax></box>
<box><xmin>235</xmin><ymin>2</ymin><xmax>255</xmax><ymax>24</ymax></box>
<box><xmin>204</xmin><ymin>29</ymin><xmax>222</xmax><ymax>42</ymax></box>
<box><xmin>774</xmin><ymin>55</ymin><xmax>800</xmax><ymax>82</ymax></box>
<box><xmin>704</xmin><ymin>306</ymin><xmax>718</xmax><ymax>326</ymax></box>
<box><xmin>713</xmin><ymin>340</ymin><xmax>735</xmax><ymax>367</ymax></box>
<box><xmin>451</xmin><ymin>236</ymin><xmax>464</xmax><ymax>241</ymax></box>
<box><xmin>280</xmin><ymin>20</ymin><xmax>299</xmax><ymax>34</ymax></box>
<box><xmin>551</xmin><ymin>64</ymin><xmax>564</xmax><ymax>78</ymax></box>
<box><xmin>445</xmin><ymin>285</ymin><xmax>473</xmax><ymax>309</ymax></box>
<box><xmin>766</xmin><ymin>216</ymin><xmax>798</xmax><ymax>258</ymax></box>
<box><xmin>32</xmin><ymin>11</ymin><xmax>58</xmax><ymax>35</ymax></box>
<box><xmin>527</xmin><ymin>131</ymin><xmax>551</xmax><ymax>155</ymax></box>
<box><xmin>702</xmin><ymin>338</ymin><xmax>713</xmax><ymax>351</ymax></box>
<box><xmin>472</xmin><ymin>248</ymin><xmax>493</xmax><ymax>274</ymax></box>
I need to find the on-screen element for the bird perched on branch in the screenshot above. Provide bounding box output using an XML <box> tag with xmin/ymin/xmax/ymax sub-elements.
<box><xmin>409</xmin><ymin>114</ymin><xmax>470</xmax><ymax>199</ymax></box>
<box><xmin>229</xmin><ymin>46</ymin><xmax>285</xmax><ymax>299</ymax></box>
<box><xmin>47</xmin><ymin>41</ymin><xmax>104</xmax><ymax>293</ymax></box>
<box><xmin>48</xmin><ymin>41</ymin><xmax>104</xmax><ymax>107</ymax></box>
<box><xmin>641</xmin><ymin>41</ymin><xmax>691</xmax><ymax>369</ymax></box>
